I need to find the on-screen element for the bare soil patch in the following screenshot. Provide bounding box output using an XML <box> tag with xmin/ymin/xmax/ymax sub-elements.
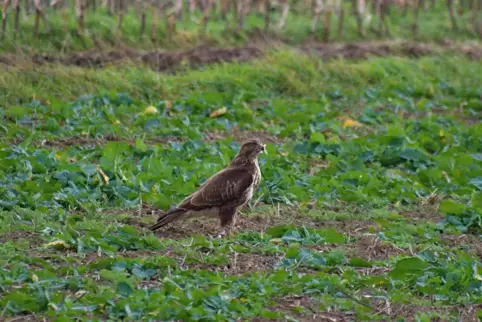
<box><xmin>147</xmin><ymin>205</ymin><xmax>373</xmax><ymax>240</ymax></box>
<box><xmin>31</xmin><ymin>45</ymin><xmax>263</xmax><ymax>71</ymax></box>
<box><xmin>142</xmin><ymin>203</ymin><xmax>383</xmax><ymax>257</ymax></box>
<box><xmin>38</xmin><ymin>134</ymin><xmax>185</xmax><ymax>149</ymax></box>
<box><xmin>0</xmin><ymin>231</ymin><xmax>39</xmax><ymax>244</ymax></box>
<box><xmin>33</xmin><ymin>129</ymin><xmax>282</xmax><ymax>149</ymax></box>
<box><xmin>386</xmin><ymin>303</ymin><xmax>482</xmax><ymax>321</ymax></box>
<box><xmin>189</xmin><ymin>253</ymin><xmax>279</xmax><ymax>275</ymax></box>
<box><xmin>440</xmin><ymin>234</ymin><xmax>482</xmax><ymax>259</ymax></box>
<box><xmin>3</xmin><ymin>41</ymin><xmax>482</xmax><ymax>71</ymax></box>
<box><xmin>62</xmin><ymin>246</ymin><xmax>278</xmax><ymax>275</ymax></box>
<box><xmin>399</xmin><ymin>207</ymin><xmax>444</xmax><ymax>223</ymax></box>
<box><xmin>254</xmin><ymin>295</ymin><xmax>354</xmax><ymax>322</ymax></box>
<box><xmin>205</xmin><ymin>129</ymin><xmax>283</xmax><ymax>144</ymax></box>
<box><xmin>383</xmin><ymin>105</ymin><xmax>482</xmax><ymax>126</ymax></box>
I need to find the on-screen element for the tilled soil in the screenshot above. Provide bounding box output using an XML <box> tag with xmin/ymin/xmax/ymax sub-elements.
<box><xmin>3</xmin><ymin>40</ymin><xmax>482</xmax><ymax>71</ymax></box>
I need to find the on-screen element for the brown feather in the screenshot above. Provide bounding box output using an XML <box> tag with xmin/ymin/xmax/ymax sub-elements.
<box><xmin>148</xmin><ymin>208</ymin><xmax>187</xmax><ymax>231</ymax></box>
<box><xmin>149</xmin><ymin>139</ymin><xmax>265</xmax><ymax>233</ymax></box>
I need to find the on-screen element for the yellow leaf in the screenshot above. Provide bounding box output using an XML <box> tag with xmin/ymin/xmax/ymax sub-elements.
<box><xmin>55</xmin><ymin>153</ymin><xmax>62</xmax><ymax>159</ymax></box>
<box><xmin>45</xmin><ymin>240</ymin><xmax>70</xmax><ymax>249</ymax></box>
<box><xmin>113</xmin><ymin>120</ymin><xmax>120</xmax><ymax>125</ymax></box>
<box><xmin>439</xmin><ymin>129</ymin><xmax>444</xmax><ymax>137</ymax></box>
<box><xmin>149</xmin><ymin>309</ymin><xmax>161</xmax><ymax>316</ymax></box>
<box><xmin>97</xmin><ymin>168</ymin><xmax>109</xmax><ymax>185</ymax></box>
<box><xmin>32</xmin><ymin>274</ymin><xmax>39</xmax><ymax>283</ymax></box>
<box><xmin>81</xmin><ymin>131</ymin><xmax>88</xmax><ymax>136</ymax></box>
<box><xmin>270</xmin><ymin>238</ymin><xmax>283</xmax><ymax>244</ymax></box>
<box><xmin>209</xmin><ymin>107</ymin><xmax>227</xmax><ymax>118</ymax></box>
<box><xmin>143</xmin><ymin>106</ymin><xmax>159</xmax><ymax>115</ymax></box>
<box><xmin>342</xmin><ymin>117</ymin><xmax>363</xmax><ymax>128</ymax></box>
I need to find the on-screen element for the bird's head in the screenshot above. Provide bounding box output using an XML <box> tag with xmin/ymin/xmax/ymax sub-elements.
<box><xmin>241</xmin><ymin>139</ymin><xmax>266</xmax><ymax>156</ymax></box>
<box><xmin>233</xmin><ymin>139</ymin><xmax>266</xmax><ymax>163</ymax></box>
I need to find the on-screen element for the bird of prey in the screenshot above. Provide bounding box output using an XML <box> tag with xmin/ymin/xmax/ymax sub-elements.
<box><xmin>149</xmin><ymin>139</ymin><xmax>266</xmax><ymax>237</ymax></box>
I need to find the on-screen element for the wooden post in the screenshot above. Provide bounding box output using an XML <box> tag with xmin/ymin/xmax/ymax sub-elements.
<box><xmin>337</xmin><ymin>5</ymin><xmax>344</xmax><ymax>39</ymax></box>
<box><xmin>13</xmin><ymin>0</ymin><xmax>19</xmax><ymax>38</ymax></box>
<box><xmin>323</xmin><ymin>0</ymin><xmax>332</xmax><ymax>41</ymax></box>
<box><xmin>264</xmin><ymin>0</ymin><xmax>271</xmax><ymax>32</ymax></box>
<box><xmin>472</xmin><ymin>0</ymin><xmax>481</xmax><ymax>36</ymax></box>
<box><xmin>1</xmin><ymin>0</ymin><xmax>9</xmax><ymax>40</ymax></box>
<box><xmin>151</xmin><ymin>2</ymin><xmax>158</xmax><ymax>41</ymax></box>
<box><xmin>311</xmin><ymin>0</ymin><xmax>322</xmax><ymax>34</ymax></box>
<box><xmin>278</xmin><ymin>0</ymin><xmax>290</xmax><ymax>30</ymax></box>
<box><xmin>137</xmin><ymin>0</ymin><xmax>145</xmax><ymax>36</ymax></box>
<box><xmin>33</xmin><ymin>0</ymin><xmax>49</xmax><ymax>37</ymax></box>
<box><xmin>202</xmin><ymin>0</ymin><xmax>213</xmax><ymax>35</ymax></box>
<box><xmin>116</xmin><ymin>0</ymin><xmax>124</xmax><ymax>38</ymax></box>
<box><xmin>76</xmin><ymin>0</ymin><xmax>84</xmax><ymax>33</ymax></box>
<box><xmin>354</xmin><ymin>0</ymin><xmax>366</xmax><ymax>37</ymax></box>
<box><xmin>446</xmin><ymin>0</ymin><xmax>458</xmax><ymax>31</ymax></box>
<box><xmin>412</xmin><ymin>0</ymin><xmax>423</xmax><ymax>38</ymax></box>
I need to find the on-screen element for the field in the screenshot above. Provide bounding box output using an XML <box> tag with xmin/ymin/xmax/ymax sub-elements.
<box><xmin>1</xmin><ymin>1</ymin><xmax>482</xmax><ymax>321</ymax></box>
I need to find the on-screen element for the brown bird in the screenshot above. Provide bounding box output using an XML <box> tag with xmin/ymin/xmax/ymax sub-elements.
<box><xmin>149</xmin><ymin>139</ymin><xmax>266</xmax><ymax>237</ymax></box>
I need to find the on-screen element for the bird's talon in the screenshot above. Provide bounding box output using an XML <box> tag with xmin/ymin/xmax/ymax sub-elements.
<box><xmin>217</xmin><ymin>230</ymin><xmax>226</xmax><ymax>238</ymax></box>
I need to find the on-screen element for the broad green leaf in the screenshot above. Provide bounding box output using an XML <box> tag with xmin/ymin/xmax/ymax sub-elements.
<box><xmin>265</xmin><ymin>225</ymin><xmax>296</xmax><ymax>238</ymax></box>
<box><xmin>389</xmin><ymin>257</ymin><xmax>429</xmax><ymax>280</ymax></box>
<box><xmin>472</xmin><ymin>192</ymin><xmax>482</xmax><ymax>209</ymax></box>
<box><xmin>316</xmin><ymin>228</ymin><xmax>345</xmax><ymax>244</ymax></box>
<box><xmin>310</xmin><ymin>132</ymin><xmax>325</xmax><ymax>143</ymax></box>
<box><xmin>440</xmin><ymin>200</ymin><xmax>466</xmax><ymax>215</ymax></box>
<box><xmin>116</xmin><ymin>281</ymin><xmax>133</xmax><ymax>298</ymax></box>
<box><xmin>349</xmin><ymin>257</ymin><xmax>374</xmax><ymax>268</ymax></box>
<box><xmin>470</xmin><ymin>177</ymin><xmax>482</xmax><ymax>191</ymax></box>
<box><xmin>136</xmin><ymin>138</ymin><xmax>147</xmax><ymax>152</ymax></box>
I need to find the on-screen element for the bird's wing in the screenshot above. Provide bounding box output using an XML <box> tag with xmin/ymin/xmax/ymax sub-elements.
<box><xmin>180</xmin><ymin>167</ymin><xmax>255</xmax><ymax>209</ymax></box>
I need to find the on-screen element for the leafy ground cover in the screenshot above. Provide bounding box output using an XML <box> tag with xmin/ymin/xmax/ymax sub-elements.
<box><xmin>1</xmin><ymin>51</ymin><xmax>482</xmax><ymax>321</ymax></box>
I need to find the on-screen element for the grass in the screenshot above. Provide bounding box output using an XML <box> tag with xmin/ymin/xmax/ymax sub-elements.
<box><xmin>2</xmin><ymin>50</ymin><xmax>482</xmax><ymax>105</ymax></box>
<box><xmin>1</xmin><ymin>1</ymin><xmax>482</xmax><ymax>54</ymax></box>
<box><xmin>1</xmin><ymin>38</ymin><xmax>482</xmax><ymax>321</ymax></box>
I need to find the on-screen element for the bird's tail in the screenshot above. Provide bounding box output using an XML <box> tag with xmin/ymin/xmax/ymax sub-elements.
<box><xmin>148</xmin><ymin>208</ymin><xmax>187</xmax><ymax>231</ymax></box>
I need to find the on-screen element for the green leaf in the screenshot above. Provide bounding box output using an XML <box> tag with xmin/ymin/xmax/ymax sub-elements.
<box><xmin>100</xmin><ymin>141</ymin><xmax>129</xmax><ymax>170</ymax></box>
<box><xmin>389</xmin><ymin>257</ymin><xmax>429</xmax><ymax>280</ymax></box>
<box><xmin>4</xmin><ymin>106</ymin><xmax>26</xmax><ymax>118</ymax></box>
<box><xmin>266</xmin><ymin>143</ymin><xmax>276</xmax><ymax>156</ymax></box>
<box><xmin>471</xmin><ymin>153</ymin><xmax>482</xmax><ymax>161</ymax></box>
<box><xmin>472</xmin><ymin>192</ymin><xmax>482</xmax><ymax>209</ymax></box>
<box><xmin>440</xmin><ymin>200</ymin><xmax>466</xmax><ymax>215</ymax></box>
<box><xmin>265</xmin><ymin>225</ymin><xmax>296</xmax><ymax>238</ymax></box>
<box><xmin>132</xmin><ymin>265</ymin><xmax>157</xmax><ymax>278</ymax></box>
<box><xmin>470</xmin><ymin>177</ymin><xmax>482</xmax><ymax>191</ymax></box>
<box><xmin>349</xmin><ymin>257</ymin><xmax>374</xmax><ymax>268</ymax></box>
<box><xmin>316</xmin><ymin>228</ymin><xmax>345</xmax><ymax>244</ymax></box>
<box><xmin>3</xmin><ymin>292</ymin><xmax>42</xmax><ymax>312</ymax></box>
<box><xmin>81</xmin><ymin>164</ymin><xmax>98</xmax><ymax>177</ymax></box>
<box><xmin>136</xmin><ymin>138</ymin><xmax>147</xmax><ymax>152</ymax></box>
<box><xmin>399</xmin><ymin>148</ymin><xmax>428</xmax><ymax>162</ymax></box>
<box><xmin>466</xmin><ymin>99</ymin><xmax>482</xmax><ymax>111</ymax></box>
<box><xmin>116</xmin><ymin>281</ymin><xmax>133</xmax><ymax>298</ymax></box>
<box><xmin>310</xmin><ymin>132</ymin><xmax>325</xmax><ymax>143</ymax></box>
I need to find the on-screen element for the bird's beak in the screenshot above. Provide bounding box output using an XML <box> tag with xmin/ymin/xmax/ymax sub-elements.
<box><xmin>262</xmin><ymin>144</ymin><xmax>267</xmax><ymax>154</ymax></box>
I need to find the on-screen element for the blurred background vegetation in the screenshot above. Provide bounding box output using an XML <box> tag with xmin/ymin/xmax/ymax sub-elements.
<box><xmin>0</xmin><ymin>0</ymin><xmax>481</xmax><ymax>54</ymax></box>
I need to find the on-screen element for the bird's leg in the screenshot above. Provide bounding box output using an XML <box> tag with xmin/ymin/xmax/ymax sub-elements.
<box><xmin>218</xmin><ymin>206</ymin><xmax>237</xmax><ymax>238</ymax></box>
